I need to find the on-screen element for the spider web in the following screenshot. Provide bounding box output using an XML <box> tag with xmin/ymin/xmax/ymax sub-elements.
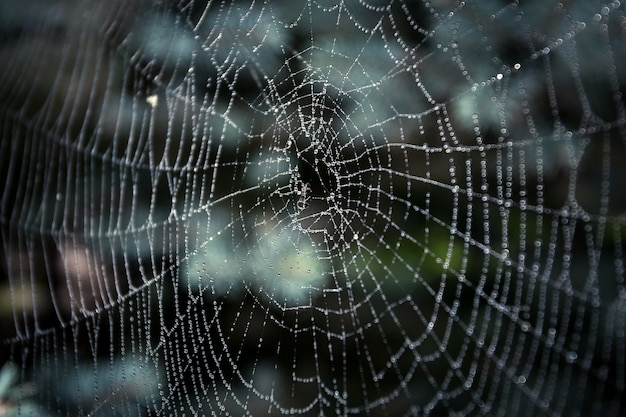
<box><xmin>1</xmin><ymin>0</ymin><xmax>625</xmax><ymax>416</ymax></box>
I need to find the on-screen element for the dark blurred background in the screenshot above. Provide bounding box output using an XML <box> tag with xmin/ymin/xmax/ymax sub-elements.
<box><xmin>1</xmin><ymin>0</ymin><xmax>625</xmax><ymax>416</ymax></box>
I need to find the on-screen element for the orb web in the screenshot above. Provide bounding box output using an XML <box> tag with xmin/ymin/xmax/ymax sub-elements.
<box><xmin>1</xmin><ymin>0</ymin><xmax>625</xmax><ymax>416</ymax></box>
